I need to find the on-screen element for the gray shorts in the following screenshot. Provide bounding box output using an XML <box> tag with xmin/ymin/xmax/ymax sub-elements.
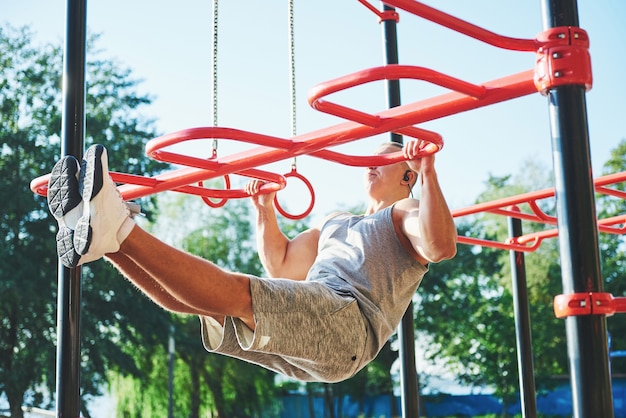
<box><xmin>199</xmin><ymin>276</ymin><xmax>369</xmax><ymax>383</ymax></box>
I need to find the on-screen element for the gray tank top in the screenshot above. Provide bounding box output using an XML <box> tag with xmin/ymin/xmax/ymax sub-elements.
<box><xmin>306</xmin><ymin>205</ymin><xmax>428</xmax><ymax>352</ymax></box>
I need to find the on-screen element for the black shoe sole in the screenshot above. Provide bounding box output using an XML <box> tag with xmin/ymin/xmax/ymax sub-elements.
<box><xmin>74</xmin><ymin>144</ymin><xmax>106</xmax><ymax>256</ymax></box>
<box><xmin>48</xmin><ymin>156</ymin><xmax>81</xmax><ymax>218</ymax></box>
<box><xmin>48</xmin><ymin>155</ymin><xmax>82</xmax><ymax>267</ymax></box>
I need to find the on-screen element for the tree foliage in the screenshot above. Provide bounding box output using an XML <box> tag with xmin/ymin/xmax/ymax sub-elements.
<box><xmin>3</xmin><ymin>19</ymin><xmax>626</xmax><ymax>417</ymax></box>
<box><xmin>597</xmin><ymin>138</ymin><xmax>626</xmax><ymax>374</ymax></box>
<box><xmin>415</xmin><ymin>149</ymin><xmax>626</xmax><ymax>412</ymax></box>
<box><xmin>111</xmin><ymin>195</ymin><xmax>280</xmax><ymax>417</ymax></box>
<box><xmin>0</xmin><ymin>24</ymin><xmax>167</xmax><ymax>417</ymax></box>
<box><xmin>415</xmin><ymin>160</ymin><xmax>569</xmax><ymax>406</ymax></box>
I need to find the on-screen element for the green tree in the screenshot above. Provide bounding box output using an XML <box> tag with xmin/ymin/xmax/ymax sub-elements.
<box><xmin>0</xmin><ymin>25</ymin><xmax>61</xmax><ymax>418</ymax></box>
<box><xmin>596</xmin><ymin>138</ymin><xmax>626</xmax><ymax>374</ymax></box>
<box><xmin>0</xmin><ymin>24</ymin><xmax>167</xmax><ymax>417</ymax></box>
<box><xmin>415</xmin><ymin>160</ymin><xmax>569</xmax><ymax>413</ymax></box>
<box><xmin>332</xmin><ymin>341</ymin><xmax>398</xmax><ymax>417</ymax></box>
<box><xmin>112</xmin><ymin>195</ymin><xmax>280</xmax><ymax>417</ymax></box>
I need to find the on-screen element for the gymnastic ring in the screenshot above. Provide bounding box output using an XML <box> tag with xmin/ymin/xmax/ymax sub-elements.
<box><xmin>274</xmin><ymin>169</ymin><xmax>315</xmax><ymax>220</ymax></box>
<box><xmin>198</xmin><ymin>174</ymin><xmax>231</xmax><ymax>208</ymax></box>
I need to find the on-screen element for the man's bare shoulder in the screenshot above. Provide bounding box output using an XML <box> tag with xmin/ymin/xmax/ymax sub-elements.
<box><xmin>393</xmin><ymin>197</ymin><xmax>420</xmax><ymax>212</ymax></box>
<box><xmin>318</xmin><ymin>210</ymin><xmax>352</xmax><ymax>225</ymax></box>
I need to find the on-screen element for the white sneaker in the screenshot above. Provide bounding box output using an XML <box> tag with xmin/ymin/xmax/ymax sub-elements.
<box><xmin>72</xmin><ymin>144</ymin><xmax>133</xmax><ymax>266</ymax></box>
<box><xmin>47</xmin><ymin>155</ymin><xmax>83</xmax><ymax>267</ymax></box>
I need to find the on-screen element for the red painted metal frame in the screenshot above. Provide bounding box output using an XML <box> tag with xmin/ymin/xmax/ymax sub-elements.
<box><xmin>554</xmin><ymin>292</ymin><xmax>626</xmax><ymax>319</ymax></box>
<box><xmin>452</xmin><ymin>171</ymin><xmax>626</xmax><ymax>252</ymax></box>
<box><xmin>30</xmin><ymin>0</ymin><xmax>592</xmax><ymax>223</ymax></box>
<box><xmin>357</xmin><ymin>0</ymin><xmax>399</xmax><ymax>23</ymax></box>
<box><xmin>381</xmin><ymin>0</ymin><xmax>539</xmax><ymax>51</ymax></box>
<box><xmin>451</xmin><ymin>170</ymin><xmax>626</xmax><ymax>320</ymax></box>
<box><xmin>30</xmin><ymin>67</ymin><xmax>537</xmax><ymax>203</ymax></box>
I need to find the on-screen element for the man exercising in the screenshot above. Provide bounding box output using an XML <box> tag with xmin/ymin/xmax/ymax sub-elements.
<box><xmin>47</xmin><ymin>139</ymin><xmax>456</xmax><ymax>382</ymax></box>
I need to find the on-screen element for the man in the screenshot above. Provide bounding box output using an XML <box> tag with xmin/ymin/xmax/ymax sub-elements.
<box><xmin>47</xmin><ymin>139</ymin><xmax>457</xmax><ymax>383</ymax></box>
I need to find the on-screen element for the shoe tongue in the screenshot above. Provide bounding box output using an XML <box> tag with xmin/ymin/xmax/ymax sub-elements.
<box><xmin>125</xmin><ymin>201</ymin><xmax>142</xmax><ymax>218</ymax></box>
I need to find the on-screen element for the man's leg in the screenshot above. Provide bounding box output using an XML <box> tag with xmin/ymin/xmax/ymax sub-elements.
<box><xmin>48</xmin><ymin>144</ymin><xmax>254</xmax><ymax>329</ymax></box>
<box><xmin>108</xmin><ymin>226</ymin><xmax>254</xmax><ymax>329</ymax></box>
<box><xmin>106</xmin><ymin>252</ymin><xmax>226</xmax><ymax>322</ymax></box>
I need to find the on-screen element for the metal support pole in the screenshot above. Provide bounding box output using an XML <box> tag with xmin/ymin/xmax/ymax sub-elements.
<box><xmin>380</xmin><ymin>3</ymin><xmax>420</xmax><ymax>417</ymax></box>
<box><xmin>398</xmin><ymin>302</ymin><xmax>419</xmax><ymax>417</ymax></box>
<box><xmin>382</xmin><ymin>3</ymin><xmax>403</xmax><ymax>146</ymax></box>
<box><xmin>541</xmin><ymin>1</ymin><xmax>614</xmax><ymax>417</ymax></box>
<box><xmin>508</xmin><ymin>209</ymin><xmax>537</xmax><ymax>418</ymax></box>
<box><xmin>168</xmin><ymin>325</ymin><xmax>175</xmax><ymax>418</ymax></box>
<box><xmin>56</xmin><ymin>0</ymin><xmax>87</xmax><ymax>416</ymax></box>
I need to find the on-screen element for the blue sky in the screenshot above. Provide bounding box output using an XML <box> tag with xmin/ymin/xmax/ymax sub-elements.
<box><xmin>5</xmin><ymin>0</ymin><xmax>626</xmax><ymax>219</ymax></box>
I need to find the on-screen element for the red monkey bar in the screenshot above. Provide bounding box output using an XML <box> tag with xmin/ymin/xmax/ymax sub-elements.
<box><xmin>32</xmin><ymin>1</ymin><xmax>591</xmax><ymax>220</ymax></box>
<box><xmin>451</xmin><ymin>171</ymin><xmax>626</xmax><ymax>252</ymax></box>
<box><xmin>451</xmin><ymin>171</ymin><xmax>626</xmax><ymax>321</ymax></box>
<box><xmin>31</xmin><ymin>66</ymin><xmax>538</xmax><ymax>210</ymax></box>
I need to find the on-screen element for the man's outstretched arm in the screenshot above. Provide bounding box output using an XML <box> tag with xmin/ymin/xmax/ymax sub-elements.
<box><xmin>246</xmin><ymin>181</ymin><xmax>319</xmax><ymax>280</ymax></box>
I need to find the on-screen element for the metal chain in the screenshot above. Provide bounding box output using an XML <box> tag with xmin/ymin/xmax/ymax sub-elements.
<box><xmin>211</xmin><ymin>0</ymin><xmax>219</xmax><ymax>153</ymax></box>
<box><xmin>288</xmin><ymin>0</ymin><xmax>297</xmax><ymax>167</ymax></box>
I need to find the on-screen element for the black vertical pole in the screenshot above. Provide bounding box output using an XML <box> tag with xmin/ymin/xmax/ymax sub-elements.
<box><xmin>508</xmin><ymin>208</ymin><xmax>537</xmax><ymax>418</ymax></box>
<box><xmin>541</xmin><ymin>1</ymin><xmax>614</xmax><ymax>417</ymax></box>
<box><xmin>380</xmin><ymin>3</ymin><xmax>420</xmax><ymax>417</ymax></box>
<box><xmin>382</xmin><ymin>4</ymin><xmax>403</xmax><ymax>147</ymax></box>
<box><xmin>57</xmin><ymin>0</ymin><xmax>87</xmax><ymax>416</ymax></box>
<box><xmin>168</xmin><ymin>325</ymin><xmax>175</xmax><ymax>418</ymax></box>
<box><xmin>397</xmin><ymin>306</ymin><xmax>419</xmax><ymax>417</ymax></box>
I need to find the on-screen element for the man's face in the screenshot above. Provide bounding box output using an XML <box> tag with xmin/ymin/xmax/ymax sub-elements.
<box><xmin>364</xmin><ymin>144</ymin><xmax>409</xmax><ymax>196</ymax></box>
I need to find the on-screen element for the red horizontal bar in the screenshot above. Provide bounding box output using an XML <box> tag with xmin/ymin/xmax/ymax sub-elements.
<box><xmin>96</xmin><ymin>69</ymin><xmax>537</xmax><ymax>201</ymax></box>
<box><xmin>453</xmin><ymin>172</ymin><xmax>626</xmax><ymax>219</ymax></box>
<box><xmin>381</xmin><ymin>0</ymin><xmax>538</xmax><ymax>51</ymax></box>
<box><xmin>308</xmin><ymin>65</ymin><xmax>487</xmax><ymax>127</ymax></box>
<box><xmin>457</xmin><ymin>235</ymin><xmax>542</xmax><ymax>253</ymax></box>
<box><xmin>452</xmin><ymin>172</ymin><xmax>626</xmax><ymax>251</ymax></box>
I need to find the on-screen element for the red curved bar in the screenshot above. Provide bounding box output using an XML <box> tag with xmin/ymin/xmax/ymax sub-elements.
<box><xmin>380</xmin><ymin>0</ymin><xmax>538</xmax><ymax>51</ymax></box>
<box><xmin>452</xmin><ymin>171</ymin><xmax>626</xmax><ymax>252</ymax></box>
<box><xmin>357</xmin><ymin>0</ymin><xmax>399</xmax><ymax>23</ymax></box>
<box><xmin>597</xmin><ymin>215</ymin><xmax>626</xmax><ymax>235</ymax></box>
<box><xmin>308</xmin><ymin>65</ymin><xmax>485</xmax><ymax>132</ymax></box>
<box><xmin>514</xmin><ymin>230</ymin><xmax>554</xmax><ymax>248</ymax></box>
<box><xmin>310</xmin><ymin>126</ymin><xmax>442</xmax><ymax>165</ymax></box>
<box><xmin>155</xmin><ymin>168</ymin><xmax>286</xmax><ymax>200</ymax></box>
<box><xmin>596</xmin><ymin>186</ymin><xmax>626</xmax><ymax>200</ymax></box>
<box><xmin>145</xmin><ymin>127</ymin><xmax>293</xmax><ymax>167</ymax></box>
<box><xmin>456</xmin><ymin>235</ymin><xmax>541</xmax><ymax>253</ymax></box>
<box><xmin>310</xmin><ymin>148</ymin><xmax>424</xmax><ymax>167</ymax></box>
<box><xmin>526</xmin><ymin>200</ymin><xmax>556</xmax><ymax>223</ymax></box>
<box><xmin>30</xmin><ymin>171</ymin><xmax>162</xmax><ymax>198</ymax></box>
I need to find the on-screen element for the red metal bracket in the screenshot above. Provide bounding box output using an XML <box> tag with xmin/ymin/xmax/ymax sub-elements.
<box><xmin>357</xmin><ymin>0</ymin><xmax>400</xmax><ymax>23</ymax></box>
<box><xmin>534</xmin><ymin>26</ymin><xmax>593</xmax><ymax>95</ymax></box>
<box><xmin>554</xmin><ymin>292</ymin><xmax>626</xmax><ymax>318</ymax></box>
